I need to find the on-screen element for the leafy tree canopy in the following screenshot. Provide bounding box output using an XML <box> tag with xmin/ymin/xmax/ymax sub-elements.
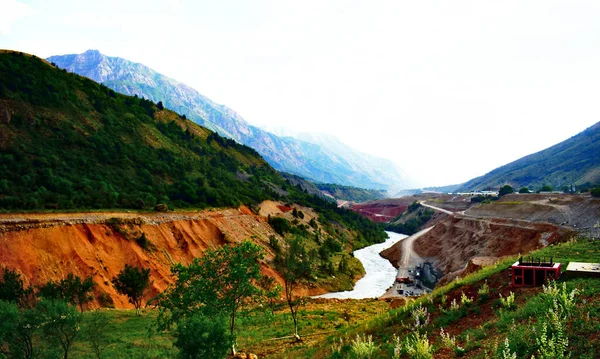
<box><xmin>499</xmin><ymin>185</ymin><xmax>514</xmax><ymax>197</ymax></box>
<box><xmin>112</xmin><ymin>265</ymin><xmax>151</xmax><ymax>315</ymax></box>
<box><xmin>156</xmin><ymin>241</ymin><xmax>268</xmax><ymax>354</ymax></box>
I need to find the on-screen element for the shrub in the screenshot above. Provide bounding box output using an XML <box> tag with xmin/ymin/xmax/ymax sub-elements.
<box><xmin>440</xmin><ymin>327</ymin><xmax>465</xmax><ymax>354</ymax></box>
<box><xmin>477</xmin><ymin>281</ymin><xmax>490</xmax><ymax>296</ymax></box>
<box><xmin>460</xmin><ymin>292</ymin><xmax>473</xmax><ymax>306</ymax></box>
<box><xmin>450</xmin><ymin>298</ymin><xmax>460</xmax><ymax>311</ymax></box>
<box><xmin>542</xmin><ymin>281</ymin><xmax>577</xmax><ymax>314</ymax></box>
<box><xmin>174</xmin><ymin>312</ymin><xmax>233</xmax><ymax>359</ymax></box>
<box><xmin>404</xmin><ymin>332</ymin><xmax>433</xmax><ymax>359</ymax></box>
<box><xmin>532</xmin><ymin>303</ymin><xmax>570</xmax><ymax>359</ymax></box>
<box><xmin>350</xmin><ymin>334</ymin><xmax>379</xmax><ymax>359</ymax></box>
<box><xmin>268</xmin><ymin>216</ymin><xmax>291</xmax><ymax>236</ymax></box>
<box><xmin>135</xmin><ymin>232</ymin><xmax>154</xmax><ymax>251</ymax></box>
<box><xmin>499</xmin><ymin>292</ymin><xmax>516</xmax><ymax>310</ymax></box>
<box><xmin>411</xmin><ymin>305</ymin><xmax>430</xmax><ymax>329</ymax></box>
<box><xmin>500</xmin><ymin>338</ymin><xmax>517</xmax><ymax>359</ymax></box>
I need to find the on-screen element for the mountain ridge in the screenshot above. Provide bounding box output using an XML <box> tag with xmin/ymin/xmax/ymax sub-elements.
<box><xmin>47</xmin><ymin>49</ymin><xmax>411</xmax><ymax>192</ymax></box>
<box><xmin>458</xmin><ymin>121</ymin><xmax>600</xmax><ymax>192</ymax></box>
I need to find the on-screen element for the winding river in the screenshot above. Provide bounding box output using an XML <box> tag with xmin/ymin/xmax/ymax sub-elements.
<box><xmin>314</xmin><ymin>231</ymin><xmax>407</xmax><ymax>299</ymax></box>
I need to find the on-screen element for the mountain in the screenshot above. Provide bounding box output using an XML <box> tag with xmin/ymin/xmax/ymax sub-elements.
<box><xmin>47</xmin><ymin>50</ymin><xmax>412</xmax><ymax>192</ymax></box>
<box><xmin>293</xmin><ymin>132</ymin><xmax>417</xmax><ymax>192</ymax></box>
<box><xmin>0</xmin><ymin>50</ymin><xmax>386</xmax><ymax>246</ymax></box>
<box><xmin>0</xmin><ymin>50</ymin><xmax>277</xmax><ymax>210</ymax></box>
<box><xmin>458</xmin><ymin>122</ymin><xmax>600</xmax><ymax>192</ymax></box>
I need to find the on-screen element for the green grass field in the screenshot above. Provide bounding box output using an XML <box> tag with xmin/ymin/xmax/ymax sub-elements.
<box><xmin>65</xmin><ymin>237</ymin><xmax>599</xmax><ymax>358</ymax></box>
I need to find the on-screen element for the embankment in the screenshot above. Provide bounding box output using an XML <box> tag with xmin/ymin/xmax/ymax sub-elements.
<box><xmin>0</xmin><ymin>205</ymin><xmax>327</xmax><ymax>308</ymax></box>
<box><xmin>381</xmin><ymin>216</ymin><xmax>575</xmax><ymax>283</ymax></box>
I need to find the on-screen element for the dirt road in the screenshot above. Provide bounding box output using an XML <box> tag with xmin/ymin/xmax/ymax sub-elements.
<box><xmin>396</xmin><ymin>226</ymin><xmax>433</xmax><ymax>279</ymax></box>
<box><xmin>419</xmin><ymin>201</ymin><xmax>455</xmax><ymax>216</ymax></box>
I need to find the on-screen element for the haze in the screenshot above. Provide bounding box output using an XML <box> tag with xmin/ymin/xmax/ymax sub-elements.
<box><xmin>3</xmin><ymin>0</ymin><xmax>600</xmax><ymax>187</ymax></box>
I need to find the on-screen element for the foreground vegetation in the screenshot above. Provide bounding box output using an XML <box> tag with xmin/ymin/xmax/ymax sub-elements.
<box><xmin>307</xmin><ymin>237</ymin><xmax>600</xmax><ymax>359</ymax></box>
<box><xmin>2</xmin><ymin>236</ymin><xmax>596</xmax><ymax>358</ymax></box>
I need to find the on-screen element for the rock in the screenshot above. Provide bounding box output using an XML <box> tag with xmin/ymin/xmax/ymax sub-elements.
<box><xmin>155</xmin><ymin>203</ymin><xmax>168</xmax><ymax>212</ymax></box>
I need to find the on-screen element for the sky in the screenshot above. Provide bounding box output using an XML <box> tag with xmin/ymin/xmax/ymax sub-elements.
<box><xmin>2</xmin><ymin>0</ymin><xmax>600</xmax><ymax>187</ymax></box>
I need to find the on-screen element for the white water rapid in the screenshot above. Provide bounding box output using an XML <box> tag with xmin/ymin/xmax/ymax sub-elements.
<box><xmin>314</xmin><ymin>231</ymin><xmax>407</xmax><ymax>299</ymax></box>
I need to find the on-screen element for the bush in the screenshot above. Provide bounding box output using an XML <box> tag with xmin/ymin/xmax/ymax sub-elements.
<box><xmin>0</xmin><ymin>269</ymin><xmax>34</xmax><ymax>308</ymax></box>
<box><xmin>404</xmin><ymin>332</ymin><xmax>433</xmax><ymax>359</ymax></box>
<box><xmin>350</xmin><ymin>334</ymin><xmax>379</xmax><ymax>359</ymax></box>
<box><xmin>268</xmin><ymin>217</ymin><xmax>291</xmax><ymax>236</ymax></box>
<box><xmin>174</xmin><ymin>313</ymin><xmax>233</xmax><ymax>359</ymax></box>
<box><xmin>500</xmin><ymin>292</ymin><xmax>516</xmax><ymax>310</ymax></box>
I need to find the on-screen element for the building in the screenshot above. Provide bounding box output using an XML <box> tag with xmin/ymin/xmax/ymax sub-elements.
<box><xmin>511</xmin><ymin>257</ymin><xmax>561</xmax><ymax>286</ymax></box>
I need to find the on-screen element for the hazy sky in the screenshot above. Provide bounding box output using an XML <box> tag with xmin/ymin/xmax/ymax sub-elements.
<box><xmin>2</xmin><ymin>0</ymin><xmax>600</xmax><ymax>187</ymax></box>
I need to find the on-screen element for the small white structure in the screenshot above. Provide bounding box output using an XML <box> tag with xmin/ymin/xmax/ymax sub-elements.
<box><xmin>565</xmin><ymin>262</ymin><xmax>600</xmax><ymax>278</ymax></box>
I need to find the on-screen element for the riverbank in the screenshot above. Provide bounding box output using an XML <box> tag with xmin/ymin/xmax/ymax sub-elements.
<box><xmin>314</xmin><ymin>231</ymin><xmax>407</xmax><ymax>299</ymax></box>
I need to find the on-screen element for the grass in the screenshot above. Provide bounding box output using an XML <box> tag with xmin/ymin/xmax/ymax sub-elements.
<box><xmin>71</xmin><ymin>310</ymin><xmax>175</xmax><ymax>358</ymax></box>
<box><xmin>283</xmin><ymin>237</ymin><xmax>600</xmax><ymax>358</ymax></box>
<box><xmin>67</xmin><ymin>299</ymin><xmax>388</xmax><ymax>358</ymax></box>
<box><xmin>62</xmin><ymin>238</ymin><xmax>600</xmax><ymax>358</ymax></box>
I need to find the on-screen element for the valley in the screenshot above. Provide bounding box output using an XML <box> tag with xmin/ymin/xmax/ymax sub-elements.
<box><xmin>0</xmin><ymin>49</ymin><xmax>599</xmax><ymax>358</ymax></box>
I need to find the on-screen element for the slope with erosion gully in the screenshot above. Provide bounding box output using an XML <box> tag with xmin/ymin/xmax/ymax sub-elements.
<box><xmin>357</xmin><ymin>193</ymin><xmax>595</xmax><ymax>294</ymax></box>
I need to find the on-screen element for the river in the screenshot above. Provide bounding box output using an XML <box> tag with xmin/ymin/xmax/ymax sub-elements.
<box><xmin>314</xmin><ymin>231</ymin><xmax>407</xmax><ymax>299</ymax></box>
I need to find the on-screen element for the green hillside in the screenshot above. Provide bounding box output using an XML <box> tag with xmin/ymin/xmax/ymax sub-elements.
<box><xmin>315</xmin><ymin>183</ymin><xmax>387</xmax><ymax>203</ymax></box>
<box><xmin>0</xmin><ymin>51</ymin><xmax>281</xmax><ymax>210</ymax></box>
<box><xmin>47</xmin><ymin>50</ymin><xmax>413</xmax><ymax>192</ymax></box>
<box><xmin>0</xmin><ymin>50</ymin><xmax>386</xmax><ymax>245</ymax></box>
<box><xmin>459</xmin><ymin>122</ymin><xmax>600</xmax><ymax>192</ymax></box>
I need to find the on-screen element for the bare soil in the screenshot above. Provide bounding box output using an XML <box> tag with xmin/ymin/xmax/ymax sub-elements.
<box><xmin>0</xmin><ymin>202</ymin><xmax>330</xmax><ymax>308</ymax></box>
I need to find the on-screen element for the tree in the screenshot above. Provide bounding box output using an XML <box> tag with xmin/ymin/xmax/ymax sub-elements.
<box><xmin>157</xmin><ymin>241</ymin><xmax>266</xmax><ymax>355</ymax></box>
<box><xmin>0</xmin><ymin>300</ymin><xmax>22</xmax><ymax>357</ymax></box>
<box><xmin>268</xmin><ymin>216</ymin><xmax>291</xmax><ymax>236</ymax></box>
<box><xmin>0</xmin><ymin>300</ymin><xmax>43</xmax><ymax>358</ymax></box>
<box><xmin>84</xmin><ymin>311</ymin><xmax>111</xmax><ymax>359</ymax></box>
<box><xmin>157</xmin><ymin>101</ymin><xmax>164</xmax><ymax>110</ymax></box>
<box><xmin>0</xmin><ymin>269</ymin><xmax>34</xmax><ymax>308</ymax></box>
<box><xmin>591</xmin><ymin>187</ymin><xmax>600</xmax><ymax>198</ymax></box>
<box><xmin>37</xmin><ymin>299</ymin><xmax>81</xmax><ymax>359</ymax></box>
<box><xmin>519</xmin><ymin>187</ymin><xmax>530</xmax><ymax>194</ymax></box>
<box><xmin>274</xmin><ymin>236</ymin><xmax>312</xmax><ymax>340</ymax></box>
<box><xmin>540</xmin><ymin>184</ymin><xmax>554</xmax><ymax>192</ymax></box>
<box><xmin>38</xmin><ymin>273</ymin><xmax>95</xmax><ymax>311</ymax></box>
<box><xmin>112</xmin><ymin>265</ymin><xmax>151</xmax><ymax>315</ymax></box>
<box><xmin>499</xmin><ymin>185</ymin><xmax>514</xmax><ymax>197</ymax></box>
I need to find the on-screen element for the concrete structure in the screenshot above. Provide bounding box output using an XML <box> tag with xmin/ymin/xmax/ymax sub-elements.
<box><xmin>565</xmin><ymin>262</ymin><xmax>600</xmax><ymax>278</ymax></box>
<box><xmin>511</xmin><ymin>257</ymin><xmax>561</xmax><ymax>286</ymax></box>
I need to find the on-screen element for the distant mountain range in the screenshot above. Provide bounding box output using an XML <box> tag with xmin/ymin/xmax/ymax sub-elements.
<box><xmin>458</xmin><ymin>122</ymin><xmax>600</xmax><ymax>192</ymax></box>
<box><xmin>47</xmin><ymin>50</ymin><xmax>412</xmax><ymax>192</ymax></box>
